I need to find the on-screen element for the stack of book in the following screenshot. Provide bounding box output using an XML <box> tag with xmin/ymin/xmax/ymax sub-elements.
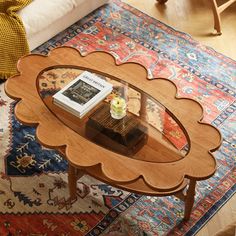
<box><xmin>53</xmin><ymin>71</ymin><xmax>113</xmax><ymax>118</ymax></box>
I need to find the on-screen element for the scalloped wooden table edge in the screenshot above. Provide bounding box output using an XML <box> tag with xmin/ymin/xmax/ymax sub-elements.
<box><xmin>5</xmin><ymin>46</ymin><xmax>222</xmax><ymax>220</ymax></box>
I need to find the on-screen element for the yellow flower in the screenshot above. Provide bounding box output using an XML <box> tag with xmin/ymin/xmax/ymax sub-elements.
<box><xmin>71</xmin><ymin>219</ymin><xmax>89</xmax><ymax>232</ymax></box>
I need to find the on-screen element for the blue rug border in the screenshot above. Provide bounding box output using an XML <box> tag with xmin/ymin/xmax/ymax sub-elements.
<box><xmin>187</xmin><ymin>183</ymin><xmax>236</xmax><ymax>235</ymax></box>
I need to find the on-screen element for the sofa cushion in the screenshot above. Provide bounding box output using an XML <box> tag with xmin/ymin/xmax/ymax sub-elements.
<box><xmin>17</xmin><ymin>0</ymin><xmax>109</xmax><ymax>50</ymax></box>
<box><xmin>18</xmin><ymin>0</ymin><xmax>77</xmax><ymax>36</ymax></box>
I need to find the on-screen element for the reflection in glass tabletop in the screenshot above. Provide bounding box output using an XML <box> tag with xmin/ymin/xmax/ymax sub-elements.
<box><xmin>38</xmin><ymin>67</ymin><xmax>189</xmax><ymax>164</ymax></box>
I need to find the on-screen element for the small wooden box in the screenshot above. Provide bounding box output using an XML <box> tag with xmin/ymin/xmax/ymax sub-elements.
<box><xmin>85</xmin><ymin>104</ymin><xmax>148</xmax><ymax>155</ymax></box>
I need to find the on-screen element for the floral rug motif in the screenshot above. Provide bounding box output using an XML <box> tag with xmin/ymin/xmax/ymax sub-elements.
<box><xmin>0</xmin><ymin>0</ymin><xmax>236</xmax><ymax>235</ymax></box>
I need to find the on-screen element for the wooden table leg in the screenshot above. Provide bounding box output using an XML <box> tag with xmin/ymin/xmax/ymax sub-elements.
<box><xmin>184</xmin><ymin>179</ymin><xmax>196</xmax><ymax>220</ymax></box>
<box><xmin>140</xmin><ymin>94</ymin><xmax>148</xmax><ymax>121</ymax></box>
<box><xmin>68</xmin><ymin>164</ymin><xmax>85</xmax><ymax>200</ymax></box>
<box><xmin>156</xmin><ymin>0</ymin><xmax>168</xmax><ymax>3</ymax></box>
<box><xmin>68</xmin><ymin>164</ymin><xmax>78</xmax><ymax>200</ymax></box>
<box><xmin>211</xmin><ymin>0</ymin><xmax>222</xmax><ymax>35</ymax></box>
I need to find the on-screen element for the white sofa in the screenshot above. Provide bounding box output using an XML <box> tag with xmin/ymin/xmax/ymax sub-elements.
<box><xmin>18</xmin><ymin>0</ymin><xmax>109</xmax><ymax>51</ymax></box>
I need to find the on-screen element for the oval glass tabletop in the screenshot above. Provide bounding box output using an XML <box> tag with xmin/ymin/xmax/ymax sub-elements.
<box><xmin>37</xmin><ymin>66</ymin><xmax>189</xmax><ymax>163</ymax></box>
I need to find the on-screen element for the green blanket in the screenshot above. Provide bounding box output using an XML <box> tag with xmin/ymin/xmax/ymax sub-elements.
<box><xmin>0</xmin><ymin>0</ymin><xmax>32</xmax><ymax>79</ymax></box>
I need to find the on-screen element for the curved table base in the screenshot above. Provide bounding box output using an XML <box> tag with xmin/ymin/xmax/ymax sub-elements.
<box><xmin>68</xmin><ymin>163</ymin><xmax>196</xmax><ymax>221</ymax></box>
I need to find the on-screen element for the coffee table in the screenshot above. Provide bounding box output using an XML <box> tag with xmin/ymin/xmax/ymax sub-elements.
<box><xmin>5</xmin><ymin>46</ymin><xmax>222</xmax><ymax>220</ymax></box>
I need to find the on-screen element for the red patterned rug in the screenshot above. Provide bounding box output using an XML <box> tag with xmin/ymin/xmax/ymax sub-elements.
<box><xmin>0</xmin><ymin>0</ymin><xmax>235</xmax><ymax>235</ymax></box>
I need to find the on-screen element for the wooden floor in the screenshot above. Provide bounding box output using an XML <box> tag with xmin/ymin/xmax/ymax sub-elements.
<box><xmin>123</xmin><ymin>0</ymin><xmax>236</xmax><ymax>235</ymax></box>
<box><xmin>124</xmin><ymin>0</ymin><xmax>236</xmax><ymax>60</ymax></box>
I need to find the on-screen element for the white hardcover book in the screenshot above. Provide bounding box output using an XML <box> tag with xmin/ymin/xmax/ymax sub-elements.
<box><xmin>54</xmin><ymin>87</ymin><xmax>112</xmax><ymax>118</ymax></box>
<box><xmin>53</xmin><ymin>71</ymin><xmax>113</xmax><ymax>117</ymax></box>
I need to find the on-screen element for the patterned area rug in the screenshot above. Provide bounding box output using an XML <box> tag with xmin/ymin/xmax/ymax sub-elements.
<box><xmin>0</xmin><ymin>0</ymin><xmax>235</xmax><ymax>235</ymax></box>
